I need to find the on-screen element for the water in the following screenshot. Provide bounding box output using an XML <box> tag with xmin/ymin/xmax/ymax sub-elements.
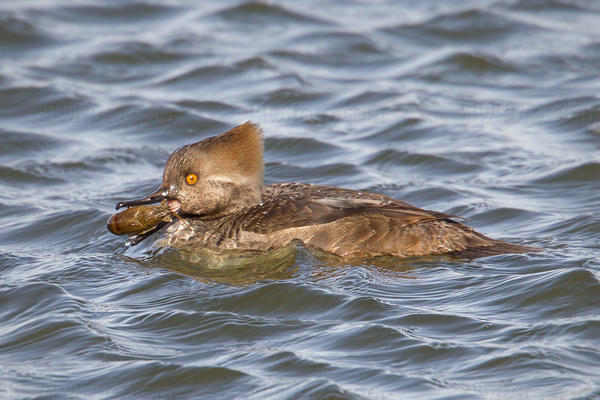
<box><xmin>1</xmin><ymin>1</ymin><xmax>599</xmax><ymax>399</ymax></box>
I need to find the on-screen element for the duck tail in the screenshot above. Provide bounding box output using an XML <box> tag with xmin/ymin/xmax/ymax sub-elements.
<box><xmin>448</xmin><ymin>240</ymin><xmax>541</xmax><ymax>259</ymax></box>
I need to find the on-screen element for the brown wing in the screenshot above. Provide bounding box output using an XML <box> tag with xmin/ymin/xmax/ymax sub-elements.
<box><xmin>241</xmin><ymin>183</ymin><xmax>538</xmax><ymax>258</ymax></box>
<box><xmin>242</xmin><ymin>183</ymin><xmax>454</xmax><ymax>234</ymax></box>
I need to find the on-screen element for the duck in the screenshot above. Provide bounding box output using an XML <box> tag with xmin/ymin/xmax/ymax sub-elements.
<box><xmin>115</xmin><ymin>122</ymin><xmax>539</xmax><ymax>259</ymax></box>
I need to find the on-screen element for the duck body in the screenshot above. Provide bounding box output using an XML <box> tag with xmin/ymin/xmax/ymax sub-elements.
<box><xmin>156</xmin><ymin>182</ymin><xmax>536</xmax><ymax>259</ymax></box>
<box><xmin>114</xmin><ymin>122</ymin><xmax>539</xmax><ymax>259</ymax></box>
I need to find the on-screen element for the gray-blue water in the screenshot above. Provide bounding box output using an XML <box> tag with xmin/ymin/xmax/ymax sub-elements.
<box><xmin>1</xmin><ymin>1</ymin><xmax>599</xmax><ymax>399</ymax></box>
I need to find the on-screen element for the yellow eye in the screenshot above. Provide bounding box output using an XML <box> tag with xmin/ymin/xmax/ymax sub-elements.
<box><xmin>186</xmin><ymin>173</ymin><xmax>197</xmax><ymax>185</ymax></box>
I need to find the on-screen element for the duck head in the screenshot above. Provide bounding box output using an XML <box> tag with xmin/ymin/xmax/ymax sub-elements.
<box><xmin>116</xmin><ymin>122</ymin><xmax>264</xmax><ymax>217</ymax></box>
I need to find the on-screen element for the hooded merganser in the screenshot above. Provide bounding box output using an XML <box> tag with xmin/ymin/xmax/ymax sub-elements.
<box><xmin>115</xmin><ymin>122</ymin><xmax>539</xmax><ymax>259</ymax></box>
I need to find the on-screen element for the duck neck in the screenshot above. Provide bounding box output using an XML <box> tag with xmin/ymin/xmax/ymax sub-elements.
<box><xmin>193</xmin><ymin>181</ymin><xmax>261</xmax><ymax>220</ymax></box>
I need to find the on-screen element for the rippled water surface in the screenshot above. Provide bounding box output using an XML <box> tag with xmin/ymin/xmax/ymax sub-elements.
<box><xmin>1</xmin><ymin>1</ymin><xmax>599</xmax><ymax>399</ymax></box>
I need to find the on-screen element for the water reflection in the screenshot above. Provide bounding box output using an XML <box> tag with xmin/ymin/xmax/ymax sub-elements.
<box><xmin>122</xmin><ymin>239</ymin><xmax>440</xmax><ymax>285</ymax></box>
<box><xmin>127</xmin><ymin>242</ymin><xmax>301</xmax><ymax>285</ymax></box>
